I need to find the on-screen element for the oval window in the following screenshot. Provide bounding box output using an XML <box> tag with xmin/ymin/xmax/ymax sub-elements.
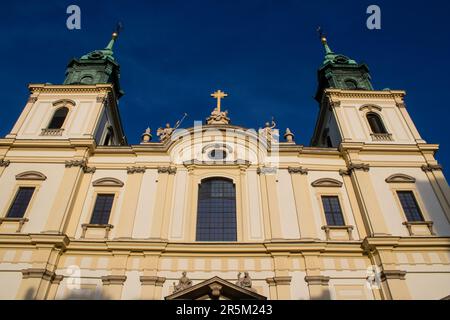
<box><xmin>208</xmin><ymin>149</ymin><xmax>227</xmax><ymax>160</ymax></box>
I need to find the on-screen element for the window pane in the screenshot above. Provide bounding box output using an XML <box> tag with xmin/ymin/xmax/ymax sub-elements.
<box><xmin>7</xmin><ymin>187</ymin><xmax>35</xmax><ymax>218</ymax></box>
<box><xmin>196</xmin><ymin>178</ymin><xmax>237</xmax><ymax>241</ymax></box>
<box><xmin>321</xmin><ymin>196</ymin><xmax>345</xmax><ymax>226</ymax></box>
<box><xmin>48</xmin><ymin>107</ymin><xmax>68</xmax><ymax>129</ymax></box>
<box><xmin>367</xmin><ymin>113</ymin><xmax>387</xmax><ymax>134</ymax></box>
<box><xmin>90</xmin><ymin>194</ymin><xmax>114</xmax><ymax>225</ymax></box>
<box><xmin>397</xmin><ymin>191</ymin><xmax>424</xmax><ymax>222</ymax></box>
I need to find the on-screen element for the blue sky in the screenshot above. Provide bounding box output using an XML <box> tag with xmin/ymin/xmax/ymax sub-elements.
<box><xmin>1</xmin><ymin>1</ymin><xmax>449</xmax><ymax>172</ymax></box>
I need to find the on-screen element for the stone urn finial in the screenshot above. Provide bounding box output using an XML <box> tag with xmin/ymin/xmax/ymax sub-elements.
<box><xmin>284</xmin><ymin>128</ymin><xmax>295</xmax><ymax>143</ymax></box>
<box><xmin>141</xmin><ymin>127</ymin><xmax>152</xmax><ymax>143</ymax></box>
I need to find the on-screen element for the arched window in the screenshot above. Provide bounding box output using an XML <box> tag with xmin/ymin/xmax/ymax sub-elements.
<box><xmin>48</xmin><ymin>107</ymin><xmax>69</xmax><ymax>129</ymax></box>
<box><xmin>196</xmin><ymin>178</ymin><xmax>237</xmax><ymax>241</ymax></box>
<box><xmin>366</xmin><ymin>112</ymin><xmax>387</xmax><ymax>134</ymax></box>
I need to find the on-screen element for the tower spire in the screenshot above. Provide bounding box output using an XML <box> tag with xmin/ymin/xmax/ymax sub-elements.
<box><xmin>105</xmin><ymin>22</ymin><xmax>123</xmax><ymax>51</ymax></box>
<box><xmin>317</xmin><ymin>27</ymin><xmax>333</xmax><ymax>54</ymax></box>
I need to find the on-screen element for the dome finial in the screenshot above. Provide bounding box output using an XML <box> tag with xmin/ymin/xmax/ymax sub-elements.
<box><xmin>317</xmin><ymin>26</ymin><xmax>333</xmax><ymax>54</ymax></box>
<box><xmin>105</xmin><ymin>22</ymin><xmax>123</xmax><ymax>51</ymax></box>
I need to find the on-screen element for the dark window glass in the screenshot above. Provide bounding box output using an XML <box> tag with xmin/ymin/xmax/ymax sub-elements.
<box><xmin>48</xmin><ymin>107</ymin><xmax>69</xmax><ymax>129</ymax></box>
<box><xmin>6</xmin><ymin>187</ymin><xmax>35</xmax><ymax>218</ymax></box>
<box><xmin>196</xmin><ymin>178</ymin><xmax>237</xmax><ymax>241</ymax></box>
<box><xmin>90</xmin><ymin>194</ymin><xmax>114</xmax><ymax>225</ymax></box>
<box><xmin>326</xmin><ymin>136</ymin><xmax>333</xmax><ymax>148</ymax></box>
<box><xmin>397</xmin><ymin>191</ymin><xmax>424</xmax><ymax>222</ymax></box>
<box><xmin>367</xmin><ymin>113</ymin><xmax>387</xmax><ymax>134</ymax></box>
<box><xmin>322</xmin><ymin>196</ymin><xmax>345</xmax><ymax>226</ymax></box>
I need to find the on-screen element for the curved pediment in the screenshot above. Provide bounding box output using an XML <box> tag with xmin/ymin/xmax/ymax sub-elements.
<box><xmin>359</xmin><ymin>104</ymin><xmax>382</xmax><ymax>112</ymax></box>
<box><xmin>52</xmin><ymin>99</ymin><xmax>76</xmax><ymax>107</ymax></box>
<box><xmin>311</xmin><ymin>178</ymin><xmax>343</xmax><ymax>188</ymax></box>
<box><xmin>385</xmin><ymin>174</ymin><xmax>416</xmax><ymax>183</ymax></box>
<box><xmin>15</xmin><ymin>171</ymin><xmax>47</xmax><ymax>181</ymax></box>
<box><xmin>92</xmin><ymin>177</ymin><xmax>124</xmax><ymax>187</ymax></box>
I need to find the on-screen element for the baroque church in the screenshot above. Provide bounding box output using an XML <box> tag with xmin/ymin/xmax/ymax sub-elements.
<box><xmin>0</xmin><ymin>30</ymin><xmax>449</xmax><ymax>300</ymax></box>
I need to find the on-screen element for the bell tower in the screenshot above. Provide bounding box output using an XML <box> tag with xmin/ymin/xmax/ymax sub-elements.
<box><xmin>6</xmin><ymin>30</ymin><xmax>127</xmax><ymax>146</ymax></box>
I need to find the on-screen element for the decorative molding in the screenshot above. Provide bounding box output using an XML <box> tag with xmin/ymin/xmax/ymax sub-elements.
<box><xmin>81</xmin><ymin>223</ymin><xmax>114</xmax><ymax>239</ymax></box>
<box><xmin>402</xmin><ymin>221</ymin><xmax>435</xmax><ymax>236</ymax></box>
<box><xmin>257</xmin><ymin>167</ymin><xmax>277</xmax><ymax>175</ymax></box>
<box><xmin>127</xmin><ymin>166</ymin><xmax>146</xmax><ymax>174</ymax></box>
<box><xmin>157</xmin><ymin>166</ymin><xmax>177</xmax><ymax>175</ymax></box>
<box><xmin>27</xmin><ymin>96</ymin><xmax>38</xmax><ymax>104</ymax></box>
<box><xmin>140</xmin><ymin>276</ymin><xmax>166</xmax><ymax>286</ymax></box>
<box><xmin>201</xmin><ymin>143</ymin><xmax>233</xmax><ymax>154</ymax></box>
<box><xmin>52</xmin><ymin>99</ymin><xmax>76</xmax><ymax>107</ymax></box>
<box><xmin>92</xmin><ymin>178</ymin><xmax>124</xmax><ymax>187</ymax></box>
<box><xmin>325</xmin><ymin>89</ymin><xmax>406</xmax><ymax>100</ymax></box>
<box><xmin>304</xmin><ymin>275</ymin><xmax>330</xmax><ymax>286</ymax></box>
<box><xmin>96</xmin><ymin>96</ymin><xmax>107</xmax><ymax>103</ymax></box>
<box><xmin>359</xmin><ymin>105</ymin><xmax>382</xmax><ymax>112</ymax></box>
<box><xmin>339</xmin><ymin>169</ymin><xmax>350</xmax><ymax>176</ymax></box>
<box><xmin>311</xmin><ymin>178</ymin><xmax>343</xmax><ymax>188</ymax></box>
<box><xmin>0</xmin><ymin>217</ymin><xmax>29</xmax><ymax>233</ymax></box>
<box><xmin>83</xmin><ymin>166</ymin><xmax>96</xmax><ymax>174</ymax></box>
<box><xmin>15</xmin><ymin>171</ymin><xmax>47</xmax><ymax>181</ymax></box>
<box><xmin>65</xmin><ymin>160</ymin><xmax>86</xmax><ymax>168</ymax></box>
<box><xmin>0</xmin><ymin>159</ymin><xmax>11</xmax><ymax>167</ymax></box>
<box><xmin>385</xmin><ymin>174</ymin><xmax>416</xmax><ymax>184</ymax></box>
<box><xmin>371</xmin><ymin>133</ymin><xmax>393</xmax><ymax>141</ymax></box>
<box><xmin>321</xmin><ymin>225</ymin><xmax>354</xmax><ymax>240</ymax></box>
<box><xmin>380</xmin><ymin>270</ymin><xmax>406</xmax><ymax>281</ymax></box>
<box><xmin>41</xmin><ymin>128</ymin><xmax>64</xmax><ymax>136</ymax></box>
<box><xmin>348</xmin><ymin>163</ymin><xmax>370</xmax><ymax>172</ymax></box>
<box><xmin>421</xmin><ymin>164</ymin><xmax>443</xmax><ymax>172</ymax></box>
<box><xmin>101</xmin><ymin>275</ymin><xmax>127</xmax><ymax>285</ymax></box>
<box><xmin>287</xmin><ymin>167</ymin><xmax>308</xmax><ymax>175</ymax></box>
<box><xmin>21</xmin><ymin>268</ymin><xmax>57</xmax><ymax>281</ymax></box>
<box><xmin>265</xmin><ymin>276</ymin><xmax>292</xmax><ymax>286</ymax></box>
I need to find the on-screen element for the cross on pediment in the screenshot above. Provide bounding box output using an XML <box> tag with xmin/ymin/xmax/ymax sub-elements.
<box><xmin>211</xmin><ymin>90</ymin><xmax>228</xmax><ymax>112</ymax></box>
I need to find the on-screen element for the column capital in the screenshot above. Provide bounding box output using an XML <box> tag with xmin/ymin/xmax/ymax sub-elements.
<box><xmin>287</xmin><ymin>167</ymin><xmax>308</xmax><ymax>175</ymax></box>
<box><xmin>157</xmin><ymin>166</ymin><xmax>177</xmax><ymax>175</ymax></box>
<box><xmin>421</xmin><ymin>164</ymin><xmax>443</xmax><ymax>172</ymax></box>
<box><xmin>101</xmin><ymin>275</ymin><xmax>127</xmax><ymax>285</ymax></box>
<box><xmin>21</xmin><ymin>268</ymin><xmax>57</xmax><ymax>282</ymax></box>
<box><xmin>380</xmin><ymin>270</ymin><xmax>406</xmax><ymax>281</ymax></box>
<box><xmin>127</xmin><ymin>166</ymin><xmax>146</xmax><ymax>174</ymax></box>
<box><xmin>348</xmin><ymin>162</ymin><xmax>370</xmax><ymax>172</ymax></box>
<box><xmin>257</xmin><ymin>167</ymin><xmax>277</xmax><ymax>175</ymax></box>
<box><xmin>0</xmin><ymin>158</ymin><xmax>10</xmax><ymax>167</ymax></box>
<box><xmin>266</xmin><ymin>276</ymin><xmax>292</xmax><ymax>286</ymax></box>
<box><xmin>304</xmin><ymin>275</ymin><xmax>330</xmax><ymax>285</ymax></box>
<box><xmin>140</xmin><ymin>276</ymin><xmax>166</xmax><ymax>286</ymax></box>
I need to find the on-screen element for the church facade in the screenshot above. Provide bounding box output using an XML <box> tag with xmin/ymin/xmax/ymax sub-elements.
<box><xmin>0</xmin><ymin>32</ymin><xmax>449</xmax><ymax>300</ymax></box>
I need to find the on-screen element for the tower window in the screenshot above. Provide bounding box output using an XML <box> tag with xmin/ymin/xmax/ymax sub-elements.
<box><xmin>397</xmin><ymin>191</ymin><xmax>424</xmax><ymax>222</ymax></box>
<box><xmin>103</xmin><ymin>127</ymin><xmax>114</xmax><ymax>146</ymax></box>
<box><xmin>344</xmin><ymin>79</ymin><xmax>358</xmax><ymax>89</ymax></box>
<box><xmin>196</xmin><ymin>178</ymin><xmax>237</xmax><ymax>241</ymax></box>
<box><xmin>366</xmin><ymin>112</ymin><xmax>387</xmax><ymax>134</ymax></box>
<box><xmin>6</xmin><ymin>187</ymin><xmax>35</xmax><ymax>218</ymax></box>
<box><xmin>321</xmin><ymin>196</ymin><xmax>345</xmax><ymax>226</ymax></box>
<box><xmin>48</xmin><ymin>107</ymin><xmax>69</xmax><ymax>129</ymax></box>
<box><xmin>90</xmin><ymin>194</ymin><xmax>114</xmax><ymax>225</ymax></box>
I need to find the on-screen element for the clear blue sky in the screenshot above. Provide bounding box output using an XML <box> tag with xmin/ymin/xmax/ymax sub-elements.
<box><xmin>1</xmin><ymin>1</ymin><xmax>449</xmax><ymax>172</ymax></box>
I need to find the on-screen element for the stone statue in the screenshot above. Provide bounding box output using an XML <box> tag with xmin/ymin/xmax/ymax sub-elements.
<box><xmin>141</xmin><ymin>127</ymin><xmax>152</xmax><ymax>143</ymax></box>
<box><xmin>173</xmin><ymin>271</ymin><xmax>192</xmax><ymax>293</ymax></box>
<box><xmin>262</xmin><ymin>118</ymin><xmax>277</xmax><ymax>142</ymax></box>
<box><xmin>236</xmin><ymin>271</ymin><xmax>255</xmax><ymax>292</ymax></box>
<box><xmin>284</xmin><ymin>128</ymin><xmax>295</xmax><ymax>143</ymax></box>
<box><xmin>206</xmin><ymin>107</ymin><xmax>230</xmax><ymax>125</ymax></box>
<box><xmin>157</xmin><ymin>123</ymin><xmax>174</xmax><ymax>142</ymax></box>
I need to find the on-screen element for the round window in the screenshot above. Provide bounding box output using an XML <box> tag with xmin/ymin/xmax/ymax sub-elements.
<box><xmin>208</xmin><ymin>149</ymin><xmax>227</xmax><ymax>160</ymax></box>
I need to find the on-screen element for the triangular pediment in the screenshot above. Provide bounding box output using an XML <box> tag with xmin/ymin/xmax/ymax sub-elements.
<box><xmin>165</xmin><ymin>276</ymin><xmax>266</xmax><ymax>300</ymax></box>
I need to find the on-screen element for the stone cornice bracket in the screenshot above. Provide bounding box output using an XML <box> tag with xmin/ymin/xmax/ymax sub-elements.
<box><xmin>0</xmin><ymin>159</ymin><xmax>10</xmax><ymax>167</ymax></box>
<box><xmin>101</xmin><ymin>275</ymin><xmax>127</xmax><ymax>285</ymax></box>
<box><xmin>287</xmin><ymin>166</ymin><xmax>308</xmax><ymax>175</ymax></box>
<box><xmin>380</xmin><ymin>270</ymin><xmax>406</xmax><ymax>281</ymax></box>
<box><xmin>265</xmin><ymin>276</ymin><xmax>292</xmax><ymax>286</ymax></box>
<box><xmin>21</xmin><ymin>268</ymin><xmax>61</xmax><ymax>282</ymax></box>
<box><xmin>421</xmin><ymin>164</ymin><xmax>442</xmax><ymax>172</ymax></box>
<box><xmin>65</xmin><ymin>159</ymin><xmax>96</xmax><ymax>174</ymax></box>
<box><xmin>257</xmin><ymin>167</ymin><xmax>277</xmax><ymax>175</ymax></box>
<box><xmin>304</xmin><ymin>275</ymin><xmax>330</xmax><ymax>286</ymax></box>
<box><xmin>140</xmin><ymin>276</ymin><xmax>166</xmax><ymax>286</ymax></box>
<box><xmin>157</xmin><ymin>166</ymin><xmax>177</xmax><ymax>175</ymax></box>
<box><xmin>127</xmin><ymin>166</ymin><xmax>146</xmax><ymax>174</ymax></box>
<box><xmin>348</xmin><ymin>163</ymin><xmax>370</xmax><ymax>173</ymax></box>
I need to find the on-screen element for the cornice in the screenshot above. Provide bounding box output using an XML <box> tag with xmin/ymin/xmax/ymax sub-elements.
<box><xmin>325</xmin><ymin>88</ymin><xmax>406</xmax><ymax>100</ymax></box>
<box><xmin>28</xmin><ymin>83</ymin><xmax>114</xmax><ymax>95</ymax></box>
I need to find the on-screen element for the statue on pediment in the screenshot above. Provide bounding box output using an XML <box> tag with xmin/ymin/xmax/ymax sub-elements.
<box><xmin>173</xmin><ymin>271</ymin><xmax>193</xmax><ymax>293</ymax></box>
<box><xmin>236</xmin><ymin>271</ymin><xmax>255</xmax><ymax>292</ymax></box>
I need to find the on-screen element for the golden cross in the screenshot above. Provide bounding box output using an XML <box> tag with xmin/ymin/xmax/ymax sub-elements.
<box><xmin>211</xmin><ymin>90</ymin><xmax>228</xmax><ymax>112</ymax></box>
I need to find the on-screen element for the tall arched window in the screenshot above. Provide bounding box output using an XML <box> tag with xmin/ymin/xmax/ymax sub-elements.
<box><xmin>48</xmin><ymin>107</ymin><xmax>69</xmax><ymax>129</ymax></box>
<box><xmin>366</xmin><ymin>112</ymin><xmax>387</xmax><ymax>134</ymax></box>
<box><xmin>196</xmin><ymin>178</ymin><xmax>237</xmax><ymax>241</ymax></box>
